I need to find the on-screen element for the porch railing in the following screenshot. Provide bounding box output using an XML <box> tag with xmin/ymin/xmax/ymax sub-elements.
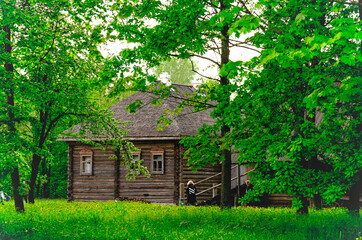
<box><xmin>179</xmin><ymin>165</ymin><xmax>255</xmax><ymax>201</ymax></box>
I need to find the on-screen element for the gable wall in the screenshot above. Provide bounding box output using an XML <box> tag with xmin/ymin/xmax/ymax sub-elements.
<box><xmin>69</xmin><ymin>143</ymin><xmax>116</xmax><ymax>201</ymax></box>
<box><xmin>180</xmin><ymin>146</ymin><xmax>222</xmax><ymax>203</ymax></box>
<box><xmin>68</xmin><ymin>141</ymin><xmax>222</xmax><ymax>204</ymax></box>
<box><xmin>68</xmin><ymin>141</ymin><xmax>179</xmax><ymax>204</ymax></box>
<box><xmin>118</xmin><ymin>141</ymin><xmax>178</xmax><ymax>204</ymax></box>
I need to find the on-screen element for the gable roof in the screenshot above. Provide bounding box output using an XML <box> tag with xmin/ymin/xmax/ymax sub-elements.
<box><xmin>61</xmin><ymin>83</ymin><xmax>214</xmax><ymax>141</ymax></box>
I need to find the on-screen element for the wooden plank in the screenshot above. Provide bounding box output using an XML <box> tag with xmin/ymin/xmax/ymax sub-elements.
<box><xmin>73</xmin><ymin>188</ymin><xmax>113</xmax><ymax>191</ymax></box>
<box><xmin>119</xmin><ymin>188</ymin><xmax>173</xmax><ymax>193</ymax></box>
<box><xmin>73</xmin><ymin>187</ymin><xmax>114</xmax><ymax>191</ymax></box>
<box><xmin>73</xmin><ymin>196</ymin><xmax>114</xmax><ymax>200</ymax></box>
<box><xmin>73</xmin><ymin>177</ymin><xmax>115</xmax><ymax>182</ymax></box>
<box><xmin>119</xmin><ymin>185</ymin><xmax>174</xmax><ymax>189</ymax></box>
<box><xmin>119</xmin><ymin>192</ymin><xmax>173</xmax><ymax>197</ymax></box>
<box><xmin>73</xmin><ymin>191</ymin><xmax>114</xmax><ymax>195</ymax></box>
<box><xmin>73</xmin><ymin>193</ymin><xmax>114</xmax><ymax>198</ymax></box>
<box><xmin>70</xmin><ymin>140</ymin><xmax>224</xmax><ymax>204</ymax></box>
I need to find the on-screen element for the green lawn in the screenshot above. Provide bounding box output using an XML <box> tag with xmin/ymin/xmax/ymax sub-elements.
<box><xmin>0</xmin><ymin>199</ymin><xmax>360</xmax><ymax>240</ymax></box>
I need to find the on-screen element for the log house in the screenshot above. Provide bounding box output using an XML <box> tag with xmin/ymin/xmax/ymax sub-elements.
<box><xmin>61</xmin><ymin>83</ymin><xmax>221</xmax><ymax>204</ymax></box>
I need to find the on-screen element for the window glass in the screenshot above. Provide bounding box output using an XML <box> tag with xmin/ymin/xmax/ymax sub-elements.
<box><xmin>84</xmin><ymin>159</ymin><xmax>91</xmax><ymax>173</ymax></box>
<box><xmin>153</xmin><ymin>154</ymin><xmax>162</xmax><ymax>161</ymax></box>
<box><xmin>152</xmin><ymin>153</ymin><xmax>164</xmax><ymax>173</ymax></box>
<box><xmin>157</xmin><ymin>161</ymin><xmax>162</xmax><ymax>171</ymax></box>
<box><xmin>81</xmin><ymin>155</ymin><xmax>92</xmax><ymax>175</ymax></box>
<box><xmin>153</xmin><ymin>161</ymin><xmax>158</xmax><ymax>171</ymax></box>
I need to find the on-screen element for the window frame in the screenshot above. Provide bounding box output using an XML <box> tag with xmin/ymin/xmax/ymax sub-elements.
<box><xmin>80</xmin><ymin>149</ymin><xmax>93</xmax><ymax>176</ymax></box>
<box><xmin>151</xmin><ymin>149</ymin><xmax>165</xmax><ymax>174</ymax></box>
<box><xmin>131</xmin><ymin>151</ymin><xmax>141</xmax><ymax>170</ymax></box>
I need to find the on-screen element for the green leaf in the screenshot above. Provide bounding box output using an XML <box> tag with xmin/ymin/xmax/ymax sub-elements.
<box><xmin>295</xmin><ymin>13</ymin><xmax>306</xmax><ymax>24</ymax></box>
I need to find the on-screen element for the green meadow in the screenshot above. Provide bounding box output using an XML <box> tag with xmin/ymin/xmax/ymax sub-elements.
<box><xmin>0</xmin><ymin>200</ymin><xmax>360</xmax><ymax>240</ymax></box>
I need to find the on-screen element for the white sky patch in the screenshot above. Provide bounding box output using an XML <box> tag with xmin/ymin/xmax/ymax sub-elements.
<box><xmin>98</xmin><ymin>15</ymin><xmax>260</xmax><ymax>83</ymax></box>
<box><xmin>99</xmin><ymin>39</ymin><xmax>131</xmax><ymax>57</ymax></box>
<box><xmin>99</xmin><ymin>38</ymin><xmax>259</xmax><ymax>84</ymax></box>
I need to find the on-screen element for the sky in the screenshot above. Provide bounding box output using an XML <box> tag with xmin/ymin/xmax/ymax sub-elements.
<box><xmin>99</xmin><ymin>22</ymin><xmax>260</xmax><ymax>84</ymax></box>
<box><xmin>96</xmin><ymin>3</ymin><xmax>261</xmax><ymax>84</ymax></box>
<box><xmin>100</xmin><ymin>39</ymin><xmax>259</xmax><ymax>85</ymax></box>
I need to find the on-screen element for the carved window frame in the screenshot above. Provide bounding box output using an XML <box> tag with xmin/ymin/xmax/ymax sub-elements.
<box><xmin>131</xmin><ymin>151</ymin><xmax>141</xmax><ymax>170</ymax></box>
<box><xmin>80</xmin><ymin>149</ymin><xmax>93</xmax><ymax>176</ymax></box>
<box><xmin>151</xmin><ymin>149</ymin><xmax>164</xmax><ymax>174</ymax></box>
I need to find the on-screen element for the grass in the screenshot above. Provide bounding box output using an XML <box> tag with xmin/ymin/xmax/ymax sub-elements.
<box><xmin>0</xmin><ymin>199</ymin><xmax>361</xmax><ymax>240</ymax></box>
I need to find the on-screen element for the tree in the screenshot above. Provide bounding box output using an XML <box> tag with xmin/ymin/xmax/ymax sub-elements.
<box><xmin>111</xmin><ymin>0</ymin><xmax>262</xmax><ymax>208</ymax></box>
<box><xmin>221</xmin><ymin>0</ymin><xmax>362</xmax><ymax>214</ymax></box>
<box><xmin>1</xmin><ymin>0</ymin><xmax>25</xmax><ymax>212</ymax></box>
<box><xmin>113</xmin><ymin>0</ymin><xmax>360</xmax><ymax>214</ymax></box>
<box><xmin>1</xmin><ymin>0</ymin><xmax>148</xmax><ymax>210</ymax></box>
<box><xmin>153</xmin><ymin>58</ymin><xmax>196</xmax><ymax>85</ymax></box>
<box><xmin>0</xmin><ymin>0</ymin><xmax>108</xmax><ymax>205</ymax></box>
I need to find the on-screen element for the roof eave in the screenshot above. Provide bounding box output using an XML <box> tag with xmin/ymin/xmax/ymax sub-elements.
<box><xmin>57</xmin><ymin>136</ymin><xmax>184</xmax><ymax>142</ymax></box>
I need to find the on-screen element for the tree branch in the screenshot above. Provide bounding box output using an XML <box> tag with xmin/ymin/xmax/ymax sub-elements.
<box><xmin>190</xmin><ymin>59</ymin><xmax>220</xmax><ymax>81</ymax></box>
<box><xmin>38</xmin><ymin>20</ymin><xmax>59</xmax><ymax>63</ymax></box>
<box><xmin>329</xmin><ymin>0</ymin><xmax>362</xmax><ymax>5</ymax></box>
<box><xmin>168</xmin><ymin>53</ymin><xmax>221</xmax><ymax>67</ymax></box>
<box><xmin>189</xmin><ymin>53</ymin><xmax>221</xmax><ymax>67</ymax></box>
<box><xmin>230</xmin><ymin>43</ymin><xmax>261</xmax><ymax>53</ymax></box>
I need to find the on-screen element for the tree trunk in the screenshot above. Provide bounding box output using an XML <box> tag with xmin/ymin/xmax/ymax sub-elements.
<box><xmin>348</xmin><ymin>0</ymin><xmax>362</xmax><ymax>217</ymax></box>
<box><xmin>359</xmin><ymin>0</ymin><xmax>362</xmax><ymax>23</ymax></box>
<box><xmin>29</xmin><ymin>108</ymin><xmax>48</xmax><ymax>203</ymax></box>
<box><xmin>3</xmin><ymin>18</ymin><xmax>25</xmax><ymax>212</ymax></box>
<box><xmin>40</xmin><ymin>157</ymin><xmax>50</xmax><ymax>198</ymax></box>
<box><xmin>348</xmin><ymin>171</ymin><xmax>361</xmax><ymax>217</ymax></box>
<box><xmin>298</xmin><ymin>145</ymin><xmax>309</xmax><ymax>214</ymax></box>
<box><xmin>313</xmin><ymin>194</ymin><xmax>322</xmax><ymax>210</ymax></box>
<box><xmin>43</xmin><ymin>161</ymin><xmax>51</xmax><ymax>198</ymax></box>
<box><xmin>28</xmin><ymin>154</ymin><xmax>42</xmax><ymax>203</ymax></box>
<box><xmin>309</xmin><ymin>154</ymin><xmax>322</xmax><ymax>210</ymax></box>
<box><xmin>220</xmin><ymin>126</ymin><xmax>232</xmax><ymax>209</ymax></box>
<box><xmin>219</xmin><ymin>5</ymin><xmax>232</xmax><ymax>208</ymax></box>
<box><xmin>10</xmin><ymin>168</ymin><xmax>25</xmax><ymax>212</ymax></box>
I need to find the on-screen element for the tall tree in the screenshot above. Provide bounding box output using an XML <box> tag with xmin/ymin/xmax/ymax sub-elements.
<box><xmin>22</xmin><ymin>0</ymin><xmax>110</xmax><ymax>203</ymax></box>
<box><xmin>1</xmin><ymin>0</ymin><xmax>147</xmax><ymax>209</ymax></box>
<box><xmin>110</xmin><ymin>0</ymin><xmax>262</xmax><ymax>208</ymax></box>
<box><xmin>1</xmin><ymin>0</ymin><xmax>24</xmax><ymax>212</ymax></box>
<box><xmin>222</xmin><ymin>0</ymin><xmax>362</xmax><ymax>214</ymax></box>
<box><xmin>0</xmin><ymin>0</ymin><xmax>109</xmax><ymax>205</ymax></box>
<box><xmin>113</xmin><ymin>0</ymin><xmax>361</xmax><ymax>214</ymax></box>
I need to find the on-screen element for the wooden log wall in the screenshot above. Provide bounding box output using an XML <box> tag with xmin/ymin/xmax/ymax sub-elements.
<box><xmin>174</xmin><ymin>143</ymin><xmax>182</xmax><ymax>204</ymax></box>
<box><xmin>70</xmin><ymin>143</ymin><xmax>116</xmax><ymax>201</ymax></box>
<box><xmin>180</xmin><ymin>146</ymin><xmax>222</xmax><ymax>203</ymax></box>
<box><xmin>265</xmin><ymin>193</ymin><xmax>362</xmax><ymax>208</ymax></box>
<box><xmin>68</xmin><ymin>141</ymin><xmax>223</xmax><ymax>204</ymax></box>
<box><xmin>67</xmin><ymin>145</ymin><xmax>74</xmax><ymax>201</ymax></box>
<box><xmin>118</xmin><ymin>141</ymin><xmax>177</xmax><ymax>204</ymax></box>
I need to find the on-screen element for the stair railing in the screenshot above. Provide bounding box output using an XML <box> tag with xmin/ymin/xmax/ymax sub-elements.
<box><xmin>195</xmin><ymin>168</ymin><xmax>255</xmax><ymax>196</ymax></box>
<box><xmin>179</xmin><ymin>166</ymin><xmax>255</xmax><ymax>201</ymax></box>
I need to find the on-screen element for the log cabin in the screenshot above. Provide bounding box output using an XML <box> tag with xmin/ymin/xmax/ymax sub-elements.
<box><xmin>60</xmin><ymin>83</ymin><xmax>223</xmax><ymax>204</ymax></box>
<box><xmin>61</xmin><ymin>82</ymin><xmax>355</xmax><ymax>207</ymax></box>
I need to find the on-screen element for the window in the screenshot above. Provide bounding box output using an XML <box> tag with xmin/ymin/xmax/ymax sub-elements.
<box><xmin>131</xmin><ymin>151</ymin><xmax>141</xmax><ymax>170</ymax></box>
<box><xmin>132</xmin><ymin>152</ymin><xmax>141</xmax><ymax>162</ymax></box>
<box><xmin>80</xmin><ymin>149</ymin><xmax>93</xmax><ymax>176</ymax></box>
<box><xmin>151</xmin><ymin>149</ymin><xmax>164</xmax><ymax>174</ymax></box>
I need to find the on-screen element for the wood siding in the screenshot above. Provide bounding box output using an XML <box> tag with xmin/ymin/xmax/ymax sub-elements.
<box><xmin>67</xmin><ymin>145</ymin><xmax>74</xmax><ymax>201</ymax></box>
<box><xmin>70</xmin><ymin>143</ymin><xmax>116</xmax><ymax>201</ymax></box>
<box><xmin>68</xmin><ymin>141</ymin><xmax>222</xmax><ymax>204</ymax></box>
<box><xmin>180</xmin><ymin>146</ymin><xmax>222</xmax><ymax>203</ymax></box>
<box><xmin>118</xmin><ymin>141</ymin><xmax>177</xmax><ymax>204</ymax></box>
